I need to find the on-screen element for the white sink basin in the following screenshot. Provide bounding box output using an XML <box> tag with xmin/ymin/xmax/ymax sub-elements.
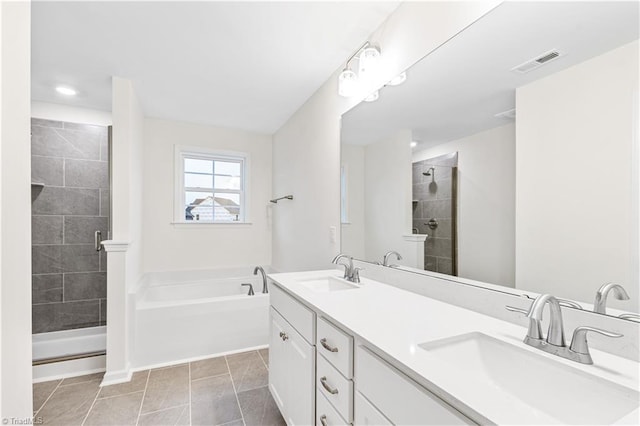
<box><xmin>419</xmin><ymin>332</ymin><xmax>639</xmax><ymax>424</ymax></box>
<box><xmin>300</xmin><ymin>276</ymin><xmax>359</xmax><ymax>293</ymax></box>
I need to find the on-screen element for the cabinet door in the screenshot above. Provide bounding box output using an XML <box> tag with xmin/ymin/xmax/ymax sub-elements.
<box><xmin>285</xmin><ymin>323</ymin><xmax>316</xmax><ymax>426</ymax></box>
<box><xmin>269</xmin><ymin>308</ymin><xmax>288</xmax><ymax>415</ymax></box>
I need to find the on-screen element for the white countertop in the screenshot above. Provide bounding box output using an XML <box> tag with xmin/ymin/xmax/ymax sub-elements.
<box><xmin>268</xmin><ymin>270</ymin><xmax>640</xmax><ymax>425</ymax></box>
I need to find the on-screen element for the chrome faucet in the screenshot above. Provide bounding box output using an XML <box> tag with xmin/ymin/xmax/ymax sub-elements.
<box><xmin>382</xmin><ymin>251</ymin><xmax>402</xmax><ymax>267</ymax></box>
<box><xmin>253</xmin><ymin>266</ymin><xmax>268</xmax><ymax>293</ymax></box>
<box><xmin>594</xmin><ymin>282</ymin><xmax>630</xmax><ymax>314</ymax></box>
<box><xmin>527</xmin><ymin>294</ymin><xmax>566</xmax><ymax>346</ymax></box>
<box><xmin>507</xmin><ymin>293</ymin><xmax>622</xmax><ymax>364</ymax></box>
<box><xmin>331</xmin><ymin>253</ymin><xmax>362</xmax><ymax>283</ymax></box>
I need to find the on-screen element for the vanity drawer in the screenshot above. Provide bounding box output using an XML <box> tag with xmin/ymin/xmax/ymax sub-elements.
<box><xmin>355</xmin><ymin>345</ymin><xmax>473</xmax><ymax>425</ymax></box>
<box><xmin>317</xmin><ymin>389</ymin><xmax>349</xmax><ymax>426</ymax></box>
<box><xmin>270</xmin><ymin>283</ymin><xmax>315</xmax><ymax>344</ymax></box>
<box><xmin>354</xmin><ymin>391</ymin><xmax>392</xmax><ymax>426</ymax></box>
<box><xmin>317</xmin><ymin>316</ymin><xmax>354</xmax><ymax>377</ymax></box>
<box><xmin>317</xmin><ymin>354</ymin><xmax>353</xmax><ymax>422</ymax></box>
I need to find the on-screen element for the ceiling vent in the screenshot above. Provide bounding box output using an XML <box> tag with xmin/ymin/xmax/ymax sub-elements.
<box><xmin>495</xmin><ymin>108</ymin><xmax>516</xmax><ymax>120</ymax></box>
<box><xmin>511</xmin><ymin>50</ymin><xmax>563</xmax><ymax>74</ymax></box>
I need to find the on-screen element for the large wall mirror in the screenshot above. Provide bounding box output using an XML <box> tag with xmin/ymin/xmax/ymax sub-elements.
<box><xmin>340</xmin><ymin>1</ymin><xmax>639</xmax><ymax>319</ymax></box>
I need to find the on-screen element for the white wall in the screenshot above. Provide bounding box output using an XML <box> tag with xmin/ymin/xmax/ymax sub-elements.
<box><xmin>0</xmin><ymin>0</ymin><xmax>33</xmax><ymax>417</ymax></box>
<box><xmin>516</xmin><ymin>40</ymin><xmax>639</xmax><ymax>311</ymax></box>
<box><xmin>272</xmin><ymin>1</ymin><xmax>501</xmax><ymax>271</ymax></box>
<box><xmin>31</xmin><ymin>101</ymin><xmax>111</xmax><ymax>126</ymax></box>
<box><xmin>142</xmin><ymin>118</ymin><xmax>272</xmax><ymax>272</ymax></box>
<box><xmin>340</xmin><ymin>143</ymin><xmax>365</xmax><ymax>259</ymax></box>
<box><xmin>363</xmin><ymin>130</ymin><xmax>418</xmax><ymax>266</ymax></box>
<box><xmin>414</xmin><ymin>123</ymin><xmax>516</xmax><ymax>287</ymax></box>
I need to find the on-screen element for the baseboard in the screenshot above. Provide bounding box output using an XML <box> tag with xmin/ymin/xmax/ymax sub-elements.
<box><xmin>100</xmin><ymin>366</ymin><xmax>133</xmax><ymax>387</ymax></box>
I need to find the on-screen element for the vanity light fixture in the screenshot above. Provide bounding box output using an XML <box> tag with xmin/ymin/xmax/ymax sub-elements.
<box><xmin>337</xmin><ymin>41</ymin><xmax>382</xmax><ymax>98</ymax></box>
<box><xmin>388</xmin><ymin>72</ymin><xmax>407</xmax><ymax>86</ymax></box>
<box><xmin>55</xmin><ymin>86</ymin><xmax>77</xmax><ymax>96</ymax></box>
<box><xmin>358</xmin><ymin>46</ymin><xmax>381</xmax><ymax>76</ymax></box>
<box><xmin>363</xmin><ymin>90</ymin><xmax>379</xmax><ymax>102</ymax></box>
<box><xmin>338</xmin><ymin>68</ymin><xmax>358</xmax><ymax>97</ymax></box>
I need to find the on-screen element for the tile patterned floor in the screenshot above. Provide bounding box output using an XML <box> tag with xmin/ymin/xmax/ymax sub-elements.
<box><xmin>33</xmin><ymin>348</ymin><xmax>285</xmax><ymax>426</ymax></box>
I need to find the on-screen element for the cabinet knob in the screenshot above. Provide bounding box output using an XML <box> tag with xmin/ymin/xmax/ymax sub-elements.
<box><xmin>319</xmin><ymin>414</ymin><xmax>328</xmax><ymax>426</ymax></box>
<box><xmin>281</xmin><ymin>332</ymin><xmax>289</xmax><ymax>341</ymax></box>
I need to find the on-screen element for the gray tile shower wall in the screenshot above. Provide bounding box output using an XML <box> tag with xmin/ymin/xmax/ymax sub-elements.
<box><xmin>31</xmin><ymin>118</ymin><xmax>110</xmax><ymax>334</ymax></box>
<box><xmin>412</xmin><ymin>157</ymin><xmax>456</xmax><ymax>275</ymax></box>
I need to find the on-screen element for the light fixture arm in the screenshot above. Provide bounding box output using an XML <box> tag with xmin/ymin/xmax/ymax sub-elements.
<box><xmin>344</xmin><ymin>41</ymin><xmax>371</xmax><ymax>70</ymax></box>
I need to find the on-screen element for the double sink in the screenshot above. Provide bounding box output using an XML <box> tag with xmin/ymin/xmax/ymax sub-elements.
<box><xmin>295</xmin><ymin>273</ymin><xmax>639</xmax><ymax>424</ymax></box>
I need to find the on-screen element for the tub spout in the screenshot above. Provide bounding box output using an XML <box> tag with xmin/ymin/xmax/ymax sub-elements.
<box><xmin>254</xmin><ymin>266</ymin><xmax>268</xmax><ymax>294</ymax></box>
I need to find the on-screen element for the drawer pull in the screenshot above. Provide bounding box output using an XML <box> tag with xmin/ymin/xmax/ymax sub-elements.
<box><xmin>320</xmin><ymin>338</ymin><xmax>339</xmax><ymax>353</ymax></box>
<box><xmin>281</xmin><ymin>332</ymin><xmax>289</xmax><ymax>341</ymax></box>
<box><xmin>320</xmin><ymin>376</ymin><xmax>339</xmax><ymax>395</ymax></box>
<box><xmin>319</xmin><ymin>415</ymin><xmax>328</xmax><ymax>426</ymax></box>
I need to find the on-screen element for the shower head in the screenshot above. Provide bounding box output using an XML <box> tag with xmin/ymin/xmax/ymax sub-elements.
<box><xmin>423</xmin><ymin>167</ymin><xmax>435</xmax><ymax>177</ymax></box>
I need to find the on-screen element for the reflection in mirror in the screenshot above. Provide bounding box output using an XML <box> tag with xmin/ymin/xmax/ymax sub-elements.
<box><xmin>340</xmin><ymin>1</ymin><xmax>639</xmax><ymax>317</ymax></box>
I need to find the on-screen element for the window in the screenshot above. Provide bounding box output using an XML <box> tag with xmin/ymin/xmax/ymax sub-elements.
<box><xmin>340</xmin><ymin>165</ymin><xmax>349</xmax><ymax>223</ymax></box>
<box><xmin>175</xmin><ymin>147</ymin><xmax>248</xmax><ymax>223</ymax></box>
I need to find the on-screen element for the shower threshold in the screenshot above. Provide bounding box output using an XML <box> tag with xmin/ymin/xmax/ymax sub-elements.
<box><xmin>33</xmin><ymin>326</ymin><xmax>106</xmax><ymax>365</ymax></box>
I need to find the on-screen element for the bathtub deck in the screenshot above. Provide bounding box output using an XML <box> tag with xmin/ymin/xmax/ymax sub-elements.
<box><xmin>33</xmin><ymin>348</ymin><xmax>284</xmax><ymax>426</ymax></box>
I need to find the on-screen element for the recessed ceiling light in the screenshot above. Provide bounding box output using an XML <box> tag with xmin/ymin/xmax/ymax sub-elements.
<box><xmin>55</xmin><ymin>86</ymin><xmax>77</xmax><ymax>96</ymax></box>
<box><xmin>410</xmin><ymin>141</ymin><xmax>418</xmax><ymax>148</ymax></box>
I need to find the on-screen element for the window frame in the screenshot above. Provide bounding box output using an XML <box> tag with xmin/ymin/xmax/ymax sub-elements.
<box><xmin>174</xmin><ymin>145</ymin><xmax>250</xmax><ymax>224</ymax></box>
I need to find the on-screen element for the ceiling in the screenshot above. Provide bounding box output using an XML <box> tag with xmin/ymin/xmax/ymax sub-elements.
<box><xmin>341</xmin><ymin>1</ymin><xmax>639</xmax><ymax>148</ymax></box>
<box><xmin>31</xmin><ymin>1</ymin><xmax>399</xmax><ymax>134</ymax></box>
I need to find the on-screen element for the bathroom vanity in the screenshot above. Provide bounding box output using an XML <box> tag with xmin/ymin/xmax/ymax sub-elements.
<box><xmin>267</xmin><ymin>270</ymin><xmax>640</xmax><ymax>425</ymax></box>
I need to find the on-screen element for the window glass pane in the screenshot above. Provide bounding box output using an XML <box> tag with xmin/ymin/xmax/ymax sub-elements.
<box><xmin>185</xmin><ymin>173</ymin><xmax>212</xmax><ymax>189</ymax></box>
<box><xmin>213</xmin><ymin>193</ymin><xmax>241</xmax><ymax>221</ymax></box>
<box><xmin>215</xmin><ymin>161</ymin><xmax>240</xmax><ymax>177</ymax></box>
<box><xmin>185</xmin><ymin>191</ymin><xmax>213</xmax><ymax>221</ymax></box>
<box><xmin>214</xmin><ymin>175</ymin><xmax>241</xmax><ymax>190</ymax></box>
<box><xmin>185</xmin><ymin>158</ymin><xmax>213</xmax><ymax>174</ymax></box>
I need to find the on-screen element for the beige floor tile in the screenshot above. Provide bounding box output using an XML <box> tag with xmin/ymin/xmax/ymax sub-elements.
<box><xmin>141</xmin><ymin>364</ymin><xmax>189</xmax><ymax>414</ymax></box>
<box><xmin>33</xmin><ymin>379</ymin><xmax>61</xmax><ymax>414</ymax></box>
<box><xmin>258</xmin><ymin>349</ymin><xmax>269</xmax><ymax>367</ymax></box>
<box><xmin>191</xmin><ymin>356</ymin><xmax>229</xmax><ymax>381</ymax></box>
<box><xmin>191</xmin><ymin>395</ymin><xmax>242</xmax><ymax>426</ymax></box>
<box><xmin>138</xmin><ymin>404</ymin><xmax>190</xmax><ymax>426</ymax></box>
<box><xmin>37</xmin><ymin>380</ymin><xmax>100</xmax><ymax>425</ymax></box>
<box><xmin>97</xmin><ymin>370</ymin><xmax>149</xmax><ymax>399</ymax></box>
<box><xmin>60</xmin><ymin>372</ymin><xmax>104</xmax><ymax>386</ymax></box>
<box><xmin>83</xmin><ymin>391</ymin><xmax>144</xmax><ymax>426</ymax></box>
<box><xmin>237</xmin><ymin>386</ymin><xmax>284</xmax><ymax>426</ymax></box>
<box><xmin>226</xmin><ymin>352</ymin><xmax>267</xmax><ymax>393</ymax></box>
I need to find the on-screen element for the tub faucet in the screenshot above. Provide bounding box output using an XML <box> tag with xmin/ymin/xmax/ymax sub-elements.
<box><xmin>253</xmin><ymin>266</ymin><xmax>268</xmax><ymax>294</ymax></box>
<box><xmin>241</xmin><ymin>283</ymin><xmax>255</xmax><ymax>296</ymax></box>
<box><xmin>594</xmin><ymin>282</ymin><xmax>630</xmax><ymax>314</ymax></box>
<box><xmin>382</xmin><ymin>251</ymin><xmax>403</xmax><ymax>267</ymax></box>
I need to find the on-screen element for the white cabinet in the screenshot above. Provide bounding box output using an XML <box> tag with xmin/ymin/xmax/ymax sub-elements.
<box><xmin>355</xmin><ymin>345</ymin><xmax>473</xmax><ymax>425</ymax></box>
<box><xmin>269</xmin><ymin>306</ymin><xmax>315</xmax><ymax>426</ymax></box>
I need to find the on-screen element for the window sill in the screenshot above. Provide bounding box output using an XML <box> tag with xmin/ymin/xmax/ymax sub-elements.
<box><xmin>171</xmin><ymin>221</ymin><xmax>253</xmax><ymax>227</ymax></box>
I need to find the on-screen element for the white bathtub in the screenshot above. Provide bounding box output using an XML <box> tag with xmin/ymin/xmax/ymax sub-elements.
<box><xmin>133</xmin><ymin>267</ymin><xmax>270</xmax><ymax>368</ymax></box>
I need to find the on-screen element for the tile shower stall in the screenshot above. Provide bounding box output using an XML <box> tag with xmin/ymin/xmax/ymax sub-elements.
<box><xmin>412</xmin><ymin>153</ymin><xmax>458</xmax><ymax>275</ymax></box>
<box><xmin>30</xmin><ymin>118</ymin><xmax>110</xmax><ymax>338</ymax></box>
